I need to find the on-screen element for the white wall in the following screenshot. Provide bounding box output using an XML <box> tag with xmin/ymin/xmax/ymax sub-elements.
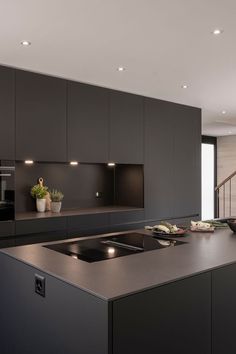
<box><xmin>217</xmin><ymin>135</ymin><xmax>236</xmax><ymax>217</ymax></box>
<box><xmin>202</xmin><ymin>144</ymin><xmax>214</xmax><ymax>220</ymax></box>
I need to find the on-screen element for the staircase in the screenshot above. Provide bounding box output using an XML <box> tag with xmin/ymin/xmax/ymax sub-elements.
<box><xmin>215</xmin><ymin>170</ymin><xmax>236</xmax><ymax>218</ymax></box>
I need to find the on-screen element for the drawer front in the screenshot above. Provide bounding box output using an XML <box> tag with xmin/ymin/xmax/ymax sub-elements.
<box><xmin>67</xmin><ymin>214</ymin><xmax>110</xmax><ymax>237</ymax></box>
<box><xmin>0</xmin><ymin>221</ymin><xmax>15</xmax><ymax>238</ymax></box>
<box><xmin>14</xmin><ymin>230</ymin><xmax>68</xmax><ymax>247</ymax></box>
<box><xmin>15</xmin><ymin>218</ymin><xmax>67</xmax><ymax>236</ymax></box>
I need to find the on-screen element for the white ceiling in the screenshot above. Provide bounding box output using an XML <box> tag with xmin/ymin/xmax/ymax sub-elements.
<box><xmin>0</xmin><ymin>0</ymin><xmax>236</xmax><ymax>136</ymax></box>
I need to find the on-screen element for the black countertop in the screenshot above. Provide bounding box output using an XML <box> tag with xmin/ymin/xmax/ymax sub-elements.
<box><xmin>1</xmin><ymin>228</ymin><xmax>236</xmax><ymax>301</ymax></box>
<box><xmin>15</xmin><ymin>206</ymin><xmax>144</xmax><ymax>221</ymax></box>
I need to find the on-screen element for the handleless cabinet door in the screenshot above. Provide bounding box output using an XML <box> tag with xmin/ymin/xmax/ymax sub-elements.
<box><xmin>173</xmin><ymin>105</ymin><xmax>201</xmax><ymax>217</ymax></box>
<box><xmin>0</xmin><ymin>66</ymin><xmax>15</xmax><ymax>159</ymax></box>
<box><xmin>144</xmin><ymin>98</ymin><xmax>174</xmax><ymax>220</ymax></box>
<box><xmin>67</xmin><ymin>82</ymin><xmax>109</xmax><ymax>163</ymax></box>
<box><xmin>212</xmin><ymin>263</ymin><xmax>236</xmax><ymax>354</ymax></box>
<box><xmin>113</xmin><ymin>273</ymin><xmax>211</xmax><ymax>354</ymax></box>
<box><xmin>109</xmin><ymin>91</ymin><xmax>143</xmax><ymax>164</ymax></box>
<box><xmin>16</xmin><ymin>70</ymin><xmax>67</xmax><ymax>162</ymax></box>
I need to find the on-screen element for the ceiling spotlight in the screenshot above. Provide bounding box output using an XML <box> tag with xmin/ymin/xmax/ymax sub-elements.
<box><xmin>212</xmin><ymin>29</ymin><xmax>223</xmax><ymax>35</ymax></box>
<box><xmin>107</xmin><ymin>162</ymin><xmax>116</xmax><ymax>167</ymax></box>
<box><xmin>24</xmin><ymin>160</ymin><xmax>34</xmax><ymax>165</ymax></box>
<box><xmin>181</xmin><ymin>84</ymin><xmax>188</xmax><ymax>89</ymax></box>
<box><xmin>21</xmin><ymin>40</ymin><xmax>31</xmax><ymax>46</ymax></box>
<box><xmin>70</xmin><ymin>161</ymin><xmax>78</xmax><ymax>166</ymax></box>
<box><xmin>117</xmin><ymin>67</ymin><xmax>125</xmax><ymax>72</ymax></box>
<box><xmin>222</xmin><ymin>110</ymin><xmax>227</xmax><ymax>115</ymax></box>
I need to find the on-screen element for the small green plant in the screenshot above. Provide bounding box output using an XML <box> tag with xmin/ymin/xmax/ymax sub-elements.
<box><xmin>49</xmin><ymin>189</ymin><xmax>64</xmax><ymax>202</ymax></box>
<box><xmin>31</xmin><ymin>184</ymin><xmax>48</xmax><ymax>199</ymax></box>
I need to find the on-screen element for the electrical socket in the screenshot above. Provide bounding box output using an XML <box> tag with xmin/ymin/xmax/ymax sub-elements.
<box><xmin>35</xmin><ymin>274</ymin><xmax>45</xmax><ymax>297</ymax></box>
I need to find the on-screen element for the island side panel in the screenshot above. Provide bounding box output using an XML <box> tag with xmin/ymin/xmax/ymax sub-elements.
<box><xmin>112</xmin><ymin>273</ymin><xmax>211</xmax><ymax>354</ymax></box>
<box><xmin>0</xmin><ymin>252</ymin><xmax>109</xmax><ymax>354</ymax></box>
<box><xmin>212</xmin><ymin>263</ymin><xmax>236</xmax><ymax>354</ymax></box>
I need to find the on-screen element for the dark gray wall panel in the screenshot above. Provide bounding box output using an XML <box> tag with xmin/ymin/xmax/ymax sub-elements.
<box><xmin>212</xmin><ymin>263</ymin><xmax>236</xmax><ymax>354</ymax></box>
<box><xmin>0</xmin><ymin>66</ymin><xmax>15</xmax><ymax>159</ymax></box>
<box><xmin>67</xmin><ymin>82</ymin><xmax>109</xmax><ymax>162</ymax></box>
<box><xmin>113</xmin><ymin>273</ymin><xmax>211</xmax><ymax>354</ymax></box>
<box><xmin>15</xmin><ymin>70</ymin><xmax>67</xmax><ymax>161</ymax></box>
<box><xmin>0</xmin><ymin>253</ymin><xmax>109</xmax><ymax>354</ymax></box>
<box><xmin>109</xmin><ymin>91</ymin><xmax>143</xmax><ymax>164</ymax></box>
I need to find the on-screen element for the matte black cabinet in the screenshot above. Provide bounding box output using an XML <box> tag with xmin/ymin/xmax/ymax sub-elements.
<box><xmin>212</xmin><ymin>263</ymin><xmax>236</xmax><ymax>354</ymax></box>
<box><xmin>144</xmin><ymin>98</ymin><xmax>174</xmax><ymax>220</ymax></box>
<box><xmin>0</xmin><ymin>66</ymin><xmax>15</xmax><ymax>159</ymax></box>
<box><xmin>67</xmin><ymin>213</ymin><xmax>110</xmax><ymax>237</ymax></box>
<box><xmin>67</xmin><ymin>82</ymin><xmax>109</xmax><ymax>162</ymax></box>
<box><xmin>113</xmin><ymin>273</ymin><xmax>211</xmax><ymax>354</ymax></box>
<box><xmin>15</xmin><ymin>70</ymin><xmax>67</xmax><ymax>162</ymax></box>
<box><xmin>144</xmin><ymin>98</ymin><xmax>201</xmax><ymax>221</ymax></box>
<box><xmin>173</xmin><ymin>105</ymin><xmax>201</xmax><ymax>217</ymax></box>
<box><xmin>109</xmin><ymin>91</ymin><xmax>143</xmax><ymax>164</ymax></box>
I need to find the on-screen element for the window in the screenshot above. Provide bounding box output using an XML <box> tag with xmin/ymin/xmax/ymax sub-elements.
<box><xmin>201</xmin><ymin>136</ymin><xmax>216</xmax><ymax>220</ymax></box>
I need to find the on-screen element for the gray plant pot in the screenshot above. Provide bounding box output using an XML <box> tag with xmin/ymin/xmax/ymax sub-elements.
<box><xmin>51</xmin><ymin>202</ymin><xmax>62</xmax><ymax>213</ymax></box>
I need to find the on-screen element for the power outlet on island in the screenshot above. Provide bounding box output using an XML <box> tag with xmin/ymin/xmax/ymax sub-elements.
<box><xmin>35</xmin><ymin>274</ymin><xmax>46</xmax><ymax>297</ymax></box>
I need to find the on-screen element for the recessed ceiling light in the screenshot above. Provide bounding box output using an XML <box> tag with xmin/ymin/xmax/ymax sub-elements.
<box><xmin>222</xmin><ymin>110</ymin><xmax>227</xmax><ymax>115</ymax></box>
<box><xmin>228</xmin><ymin>131</ymin><xmax>232</xmax><ymax>134</ymax></box>
<box><xmin>70</xmin><ymin>161</ymin><xmax>78</xmax><ymax>166</ymax></box>
<box><xmin>181</xmin><ymin>84</ymin><xmax>188</xmax><ymax>89</ymax></box>
<box><xmin>212</xmin><ymin>29</ymin><xmax>223</xmax><ymax>35</ymax></box>
<box><xmin>107</xmin><ymin>162</ymin><xmax>116</xmax><ymax>167</ymax></box>
<box><xmin>21</xmin><ymin>40</ymin><xmax>31</xmax><ymax>46</ymax></box>
<box><xmin>117</xmin><ymin>67</ymin><xmax>125</xmax><ymax>72</ymax></box>
<box><xmin>25</xmin><ymin>160</ymin><xmax>34</xmax><ymax>164</ymax></box>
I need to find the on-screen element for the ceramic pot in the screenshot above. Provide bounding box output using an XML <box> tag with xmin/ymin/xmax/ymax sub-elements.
<box><xmin>36</xmin><ymin>198</ymin><xmax>46</xmax><ymax>212</ymax></box>
<box><xmin>51</xmin><ymin>201</ymin><xmax>62</xmax><ymax>213</ymax></box>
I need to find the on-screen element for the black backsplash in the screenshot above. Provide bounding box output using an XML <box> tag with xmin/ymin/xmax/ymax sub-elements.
<box><xmin>15</xmin><ymin>162</ymin><xmax>144</xmax><ymax>212</ymax></box>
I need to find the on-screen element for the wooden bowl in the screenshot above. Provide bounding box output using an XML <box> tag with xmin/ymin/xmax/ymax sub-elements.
<box><xmin>227</xmin><ymin>220</ymin><xmax>236</xmax><ymax>233</ymax></box>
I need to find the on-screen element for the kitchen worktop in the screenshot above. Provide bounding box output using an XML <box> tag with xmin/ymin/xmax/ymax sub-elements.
<box><xmin>2</xmin><ymin>227</ymin><xmax>236</xmax><ymax>301</ymax></box>
<box><xmin>15</xmin><ymin>206</ymin><xmax>144</xmax><ymax>221</ymax></box>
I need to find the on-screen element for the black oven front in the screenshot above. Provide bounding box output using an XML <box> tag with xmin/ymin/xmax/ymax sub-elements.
<box><xmin>0</xmin><ymin>161</ymin><xmax>15</xmax><ymax>221</ymax></box>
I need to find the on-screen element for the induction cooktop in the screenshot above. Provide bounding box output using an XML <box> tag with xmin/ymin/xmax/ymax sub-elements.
<box><xmin>44</xmin><ymin>233</ymin><xmax>187</xmax><ymax>263</ymax></box>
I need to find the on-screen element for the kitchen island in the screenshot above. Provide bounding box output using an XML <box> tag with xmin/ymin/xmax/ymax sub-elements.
<box><xmin>1</xmin><ymin>228</ymin><xmax>236</xmax><ymax>354</ymax></box>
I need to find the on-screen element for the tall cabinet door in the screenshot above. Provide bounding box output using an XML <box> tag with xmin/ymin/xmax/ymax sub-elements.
<box><xmin>0</xmin><ymin>66</ymin><xmax>15</xmax><ymax>159</ymax></box>
<box><xmin>144</xmin><ymin>98</ymin><xmax>174</xmax><ymax>220</ymax></box>
<box><xmin>109</xmin><ymin>91</ymin><xmax>143</xmax><ymax>164</ymax></box>
<box><xmin>173</xmin><ymin>105</ymin><xmax>201</xmax><ymax>218</ymax></box>
<box><xmin>15</xmin><ymin>70</ymin><xmax>67</xmax><ymax>162</ymax></box>
<box><xmin>67</xmin><ymin>82</ymin><xmax>109</xmax><ymax>163</ymax></box>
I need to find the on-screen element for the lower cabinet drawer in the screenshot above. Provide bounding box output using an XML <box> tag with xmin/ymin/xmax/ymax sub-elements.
<box><xmin>14</xmin><ymin>230</ymin><xmax>68</xmax><ymax>246</ymax></box>
<box><xmin>15</xmin><ymin>217</ymin><xmax>67</xmax><ymax>236</ymax></box>
<box><xmin>109</xmin><ymin>210</ymin><xmax>145</xmax><ymax>232</ymax></box>
<box><xmin>67</xmin><ymin>214</ymin><xmax>110</xmax><ymax>237</ymax></box>
<box><xmin>0</xmin><ymin>221</ymin><xmax>15</xmax><ymax>238</ymax></box>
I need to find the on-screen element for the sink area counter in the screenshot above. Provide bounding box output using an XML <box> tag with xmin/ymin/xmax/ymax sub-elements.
<box><xmin>1</xmin><ymin>228</ymin><xmax>236</xmax><ymax>301</ymax></box>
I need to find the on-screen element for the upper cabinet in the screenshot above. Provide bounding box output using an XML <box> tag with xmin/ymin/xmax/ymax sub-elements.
<box><xmin>67</xmin><ymin>82</ymin><xmax>109</xmax><ymax>163</ymax></box>
<box><xmin>172</xmin><ymin>105</ymin><xmax>201</xmax><ymax>217</ymax></box>
<box><xmin>0</xmin><ymin>66</ymin><xmax>15</xmax><ymax>160</ymax></box>
<box><xmin>15</xmin><ymin>70</ymin><xmax>67</xmax><ymax>162</ymax></box>
<box><xmin>109</xmin><ymin>91</ymin><xmax>144</xmax><ymax>164</ymax></box>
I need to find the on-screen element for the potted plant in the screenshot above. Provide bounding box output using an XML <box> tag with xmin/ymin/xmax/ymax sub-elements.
<box><xmin>31</xmin><ymin>184</ymin><xmax>48</xmax><ymax>212</ymax></box>
<box><xmin>49</xmin><ymin>189</ymin><xmax>64</xmax><ymax>213</ymax></box>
